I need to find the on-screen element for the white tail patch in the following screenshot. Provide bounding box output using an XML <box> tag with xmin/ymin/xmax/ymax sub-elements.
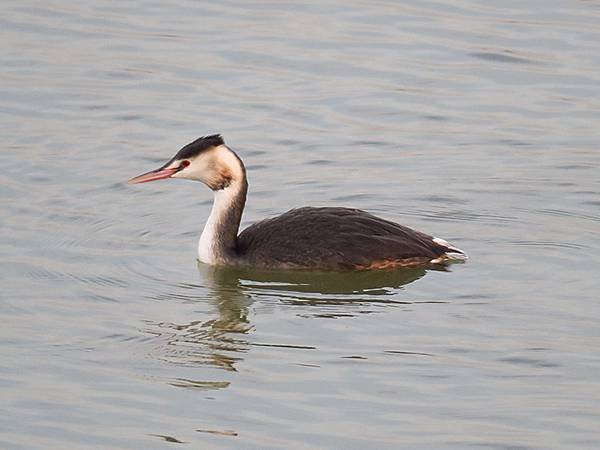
<box><xmin>430</xmin><ymin>237</ymin><xmax>468</xmax><ymax>264</ymax></box>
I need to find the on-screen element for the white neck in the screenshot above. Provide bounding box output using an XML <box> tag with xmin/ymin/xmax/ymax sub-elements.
<box><xmin>198</xmin><ymin>180</ymin><xmax>246</xmax><ymax>265</ymax></box>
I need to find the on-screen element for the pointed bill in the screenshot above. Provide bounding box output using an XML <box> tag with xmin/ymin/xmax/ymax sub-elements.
<box><xmin>128</xmin><ymin>167</ymin><xmax>179</xmax><ymax>184</ymax></box>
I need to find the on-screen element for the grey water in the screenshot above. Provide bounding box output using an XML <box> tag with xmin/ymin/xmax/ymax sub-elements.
<box><xmin>2</xmin><ymin>1</ymin><xmax>600</xmax><ymax>449</ymax></box>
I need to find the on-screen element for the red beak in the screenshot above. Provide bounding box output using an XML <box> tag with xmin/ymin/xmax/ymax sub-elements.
<box><xmin>128</xmin><ymin>167</ymin><xmax>179</xmax><ymax>184</ymax></box>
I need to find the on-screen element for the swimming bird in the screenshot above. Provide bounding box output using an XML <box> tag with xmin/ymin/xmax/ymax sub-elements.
<box><xmin>129</xmin><ymin>135</ymin><xmax>467</xmax><ymax>270</ymax></box>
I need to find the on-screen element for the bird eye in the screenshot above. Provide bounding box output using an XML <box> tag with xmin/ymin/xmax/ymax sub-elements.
<box><xmin>180</xmin><ymin>160</ymin><xmax>190</xmax><ymax>168</ymax></box>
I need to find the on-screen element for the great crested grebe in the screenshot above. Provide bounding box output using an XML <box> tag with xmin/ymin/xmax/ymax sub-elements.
<box><xmin>129</xmin><ymin>135</ymin><xmax>467</xmax><ymax>270</ymax></box>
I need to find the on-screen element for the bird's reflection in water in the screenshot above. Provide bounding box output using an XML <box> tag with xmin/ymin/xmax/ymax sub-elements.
<box><xmin>202</xmin><ymin>263</ymin><xmax>428</xmax><ymax>299</ymax></box>
<box><xmin>147</xmin><ymin>267</ymin><xmax>254</xmax><ymax>372</ymax></box>
<box><xmin>148</xmin><ymin>264</ymin><xmax>432</xmax><ymax>372</ymax></box>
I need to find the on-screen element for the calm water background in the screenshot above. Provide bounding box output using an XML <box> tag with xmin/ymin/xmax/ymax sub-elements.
<box><xmin>2</xmin><ymin>1</ymin><xmax>600</xmax><ymax>449</ymax></box>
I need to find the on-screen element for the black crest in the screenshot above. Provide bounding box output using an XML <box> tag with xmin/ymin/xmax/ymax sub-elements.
<box><xmin>173</xmin><ymin>134</ymin><xmax>225</xmax><ymax>160</ymax></box>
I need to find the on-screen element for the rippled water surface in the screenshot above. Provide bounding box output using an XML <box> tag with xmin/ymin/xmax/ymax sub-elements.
<box><xmin>2</xmin><ymin>1</ymin><xmax>600</xmax><ymax>449</ymax></box>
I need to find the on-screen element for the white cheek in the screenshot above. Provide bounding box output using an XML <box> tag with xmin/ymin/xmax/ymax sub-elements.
<box><xmin>170</xmin><ymin>170</ymin><xmax>186</xmax><ymax>179</ymax></box>
<box><xmin>174</xmin><ymin>157</ymin><xmax>211</xmax><ymax>182</ymax></box>
<box><xmin>171</xmin><ymin>165</ymin><xmax>202</xmax><ymax>181</ymax></box>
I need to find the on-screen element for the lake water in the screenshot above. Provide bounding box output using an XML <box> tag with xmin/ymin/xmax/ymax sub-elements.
<box><xmin>2</xmin><ymin>1</ymin><xmax>600</xmax><ymax>449</ymax></box>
